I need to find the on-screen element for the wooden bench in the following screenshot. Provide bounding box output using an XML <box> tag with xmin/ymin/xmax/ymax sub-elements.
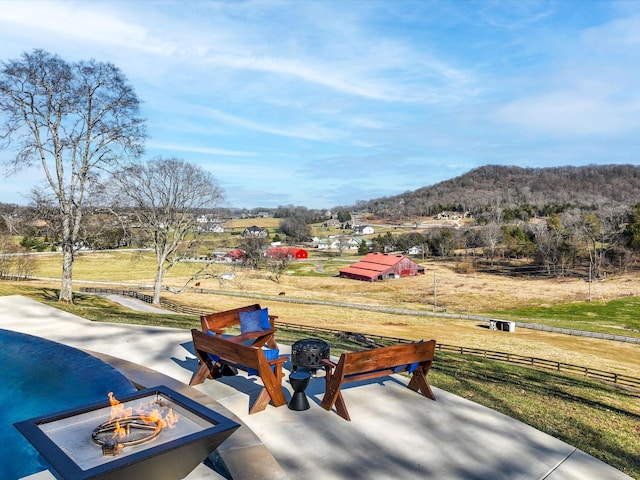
<box><xmin>320</xmin><ymin>340</ymin><xmax>437</xmax><ymax>421</ymax></box>
<box><xmin>200</xmin><ymin>304</ymin><xmax>278</xmax><ymax>349</ymax></box>
<box><xmin>189</xmin><ymin>329</ymin><xmax>288</xmax><ymax>414</ymax></box>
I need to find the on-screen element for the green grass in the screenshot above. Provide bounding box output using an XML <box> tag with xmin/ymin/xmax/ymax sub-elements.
<box><xmin>1</xmin><ymin>282</ymin><xmax>639</xmax><ymax>478</ymax></box>
<box><xmin>285</xmin><ymin>259</ymin><xmax>349</xmax><ymax>277</ymax></box>
<box><xmin>31</xmin><ymin>250</ymin><xmax>205</xmax><ymax>282</ymax></box>
<box><xmin>429</xmin><ymin>352</ymin><xmax>640</xmax><ymax>479</ymax></box>
<box><xmin>0</xmin><ymin>283</ymin><xmax>200</xmax><ymax>329</ymax></box>
<box><xmin>484</xmin><ymin>296</ymin><xmax>640</xmax><ymax>336</ymax></box>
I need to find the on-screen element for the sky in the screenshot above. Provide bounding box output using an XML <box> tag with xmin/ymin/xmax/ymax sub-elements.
<box><xmin>1</xmin><ymin>0</ymin><xmax>639</xmax><ymax>210</ymax></box>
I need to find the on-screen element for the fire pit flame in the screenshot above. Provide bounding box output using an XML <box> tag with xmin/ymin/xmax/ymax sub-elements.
<box><xmin>92</xmin><ymin>392</ymin><xmax>180</xmax><ymax>455</ymax></box>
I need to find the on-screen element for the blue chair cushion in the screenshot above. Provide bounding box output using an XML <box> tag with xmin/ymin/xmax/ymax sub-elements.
<box><xmin>263</xmin><ymin>347</ymin><xmax>280</xmax><ymax>361</ymax></box>
<box><xmin>239</xmin><ymin>310</ymin><xmax>264</xmax><ymax>333</ymax></box>
<box><xmin>248</xmin><ymin>347</ymin><xmax>280</xmax><ymax>376</ymax></box>
<box><xmin>259</xmin><ymin>308</ymin><xmax>272</xmax><ymax>330</ymax></box>
<box><xmin>393</xmin><ymin>340</ymin><xmax>423</xmax><ymax>374</ymax></box>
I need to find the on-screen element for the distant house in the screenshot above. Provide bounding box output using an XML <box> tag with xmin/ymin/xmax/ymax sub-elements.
<box><xmin>353</xmin><ymin>225</ymin><xmax>375</xmax><ymax>235</ymax></box>
<box><xmin>345</xmin><ymin>237</ymin><xmax>361</xmax><ymax>250</ymax></box>
<box><xmin>322</xmin><ymin>219</ymin><xmax>341</xmax><ymax>228</ymax></box>
<box><xmin>223</xmin><ymin>249</ymin><xmax>246</xmax><ymax>263</ymax></box>
<box><xmin>316</xmin><ymin>239</ymin><xmax>340</xmax><ymax>250</ymax></box>
<box><xmin>339</xmin><ymin>253</ymin><xmax>424</xmax><ymax>282</ymax></box>
<box><xmin>242</xmin><ymin>225</ymin><xmax>268</xmax><ymax>238</ymax></box>
<box><xmin>266</xmin><ymin>247</ymin><xmax>308</xmax><ymax>259</ymax></box>
<box><xmin>437</xmin><ymin>211</ymin><xmax>472</xmax><ymax>220</ymax></box>
<box><xmin>200</xmin><ymin>223</ymin><xmax>224</xmax><ymax>233</ymax></box>
<box><xmin>341</xmin><ymin>220</ymin><xmax>354</xmax><ymax>230</ymax></box>
<box><xmin>350</xmin><ymin>237</ymin><xmax>371</xmax><ymax>251</ymax></box>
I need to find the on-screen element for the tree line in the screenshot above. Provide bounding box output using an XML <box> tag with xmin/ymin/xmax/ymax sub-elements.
<box><xmin>345</xmin><ymin>164</ymin><xmax>640</xmax><ymax>221</ymax></box>
<box><xmin>362</xmin><ymin>204</ymin><xmax>640</xmax><ymax>280</ymax></box>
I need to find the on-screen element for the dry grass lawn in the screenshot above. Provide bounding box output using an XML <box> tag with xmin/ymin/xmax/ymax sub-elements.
<box><xmin>158</xmin><ymin>289</ymin><xmax>640</xmax><ymax>376</ymax></box>
<box><xmin>29</xmin><ymin>251</ymin><xmax>640</xmax><ymax>377</ymax></box>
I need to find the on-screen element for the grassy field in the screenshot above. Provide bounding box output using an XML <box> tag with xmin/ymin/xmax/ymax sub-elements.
<box><xmin>25</xmin><ymin>250</ymin><xmax>640</xmax><ymax>371</ymax></box>
<box><xmin>7</xmin><ymin>249</ymin><xmax>640</xmax><ymax>477</ymax></box>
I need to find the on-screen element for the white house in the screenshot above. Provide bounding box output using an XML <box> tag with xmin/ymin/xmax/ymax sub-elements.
<box><xmin>353</xmin><ymin>225</ymin><xmax>375</xmax><ymax>235</ymax></box>
<box><xmin>242</xmin><ymin>225</ymin><xmax>267</xmax><ymax>238</ymax></box>
<box><xmin>317</xmin><ymin>239</ymin><xmax>341</xmax><ymax>250</ymax></box>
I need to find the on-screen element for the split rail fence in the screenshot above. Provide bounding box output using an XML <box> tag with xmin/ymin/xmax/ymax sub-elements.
<box><xmin>81</xmin><ymin>287</ymin><xmax>640</xmax><ymax>391</ymax></box>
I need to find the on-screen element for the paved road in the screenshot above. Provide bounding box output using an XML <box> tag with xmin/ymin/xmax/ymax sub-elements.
<box><xmin>105</xmin><ymin>294</ymin><xmax>173</xmax><ymax>314</ymax></box>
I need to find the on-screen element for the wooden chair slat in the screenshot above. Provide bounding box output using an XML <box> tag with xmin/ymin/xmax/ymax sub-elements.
<box><xmin>200</xmin><ymin>304</ymin><xmax>278</xmax><ymax>349</ymax></box>
<box><xmin>321</xmin><ymin>340</ymin><xmax>437</xmax><ymax>421</ymax></box>
<box><xmin>189</xmin><ymin>329</ymin><xmax>287</xmax><ymax>414</ymax></box>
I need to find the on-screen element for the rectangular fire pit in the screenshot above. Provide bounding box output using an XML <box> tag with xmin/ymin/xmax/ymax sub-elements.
<box><xmin>14</xmin><ymin>385</ymin><xmax>239</xmax><ymax>480</ymax></box>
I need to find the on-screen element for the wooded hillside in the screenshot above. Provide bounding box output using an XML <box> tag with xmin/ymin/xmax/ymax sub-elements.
<box><xmin>355</xmin><ymin>164</ymin><xmax>640</xmax><ymax>219</ymax></box>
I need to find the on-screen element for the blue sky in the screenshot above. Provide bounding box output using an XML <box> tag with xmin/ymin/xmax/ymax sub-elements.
<box><xmin>1</xmin><ymin>0</ymin><xmax>639</xmax><ymax>209</ymax></box>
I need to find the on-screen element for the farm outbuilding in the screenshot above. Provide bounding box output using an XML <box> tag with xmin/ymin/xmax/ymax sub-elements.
<box><xmin>266</xmin><ymin>247</ymin><xmax>309</xmax><ymax>259</ymax></box>
<box><xmin>222</xmin><ymin>249</ymin><xmax>246</xmax><ymax>263</ymax></box>
<box><xmin>339</xmin><ymin>253</ymin><xmax>424</xmax><ymax>282</ymax></box>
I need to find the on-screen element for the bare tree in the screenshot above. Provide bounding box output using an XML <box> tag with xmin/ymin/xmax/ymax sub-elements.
<box><xmin>336</xmin><ymin>236</ymin><xmax>350</xmax><ymax>256</ymax></box>
<box><xmin>0</xmin><ymin>203</ymin><xmax>21</xmax><ymax>235</ymax></box>
<box><xmin>531</xmin><ymin>214</ymin><xmax>571</xmax><ymax>276</ymax></box>
<box><xmin>239</xmin><ymin>236</ymin><xmax>269</xmax><ymax>269</ymax></box>
<box><xmin>478</xmin><ymin>207</ymin><xmax>503</xmax><ymax>265</ymax></box>
<box><xmin>0</xmin><ymin>234</ymin><xmax>15</xmax><ymax>276</ymax></box>
<box><xmin>111</xmin><ymin>157</ymin><xmax>224</xmax><ymax>304</ymax></box>
<box><xmin>265</xmin><ymin>249</ymin><xmax>293</xmax><ymax>283</ymax></box>
<box><xmin>13</xmin><ymin>253</ymin><xmax>35</xmax><ymax>279</ymax></box>
<box><xmin>0</xmin><ymin>233</ymin><xmax>35</xmax><ymax>279</ymax></box>
<box><xmin>26</xmin><ymin>187</ymin><xmax>62</xmax><ymax>245</ymax></box>
<box><xmin>575</xmin><ymin>208</ymin><xmax>627</xmax><ymax>279</ymax></box>
<box><xmin>0</xmin><ymin>50</ymin><xmax>145</xmax><ymax>302</ymax></box>
<box><xmin>279</xmin><ymin>217</ymin><xmax>311</xmax><ymax>242</ymax></box>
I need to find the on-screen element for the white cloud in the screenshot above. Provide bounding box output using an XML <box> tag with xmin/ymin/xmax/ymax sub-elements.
<box><xmin>0</xmin><ymin>2</ymin><xmax>172</xmax><ymax>56</ymax></box>
<box><xmin>494</xmin><ymin>91</ymin><xmax>640</xmax><ymax>137</ymax></box>
<box><xmin>147</xmin><ymin>142</ymin><xmax>256</xmax><ymax>157</ymax></box>
<box><xmin>202</xmin><ymin>109</ymin><xmax>342</xmax><ymax>142</ymax></box>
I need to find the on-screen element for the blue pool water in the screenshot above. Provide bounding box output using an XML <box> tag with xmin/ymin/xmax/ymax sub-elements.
<box><xmin>0</xmin><ymin>329</ymin><xmax>136</xmax><ymax>479</ymax></box>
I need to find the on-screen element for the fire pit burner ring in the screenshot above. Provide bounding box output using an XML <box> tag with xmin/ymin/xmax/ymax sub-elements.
<box><xmin>92</xmin><ymin>416</ymin><xmax>162</xmax><ymax>455</ymax></box>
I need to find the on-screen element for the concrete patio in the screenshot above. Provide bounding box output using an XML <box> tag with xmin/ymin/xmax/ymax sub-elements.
<box><xmin>0</xmin><ymin>295</ymin><xmax>632</xmax><ymax>480</ymax></box>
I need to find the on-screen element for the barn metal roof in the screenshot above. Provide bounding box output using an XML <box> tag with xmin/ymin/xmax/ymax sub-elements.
<box><xmin>339</xmin><ymin>266</ymin><xmax>384</xmax><ymax>280</ymax></box>
<box><xmin>339</xmin><ymin>253</ymin><xmax>408</xmax><ymax>279</ymax></box>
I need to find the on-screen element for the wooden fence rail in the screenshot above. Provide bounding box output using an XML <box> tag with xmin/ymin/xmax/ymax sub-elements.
<box><xmin>81</xmin><ymin>287</ymin><xmax>640</xmax><ymax>391</ymax></box>
<box><xmin>434</xmin><ymin>344</ymin><xmax>640</xmax><ymax>389</ymax></box>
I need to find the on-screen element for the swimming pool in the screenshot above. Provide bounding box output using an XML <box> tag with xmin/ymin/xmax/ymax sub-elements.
<box><xmin>0</xmin><ymin>329</ymin><xmax>136</xmax><ymax>479</ymax></box>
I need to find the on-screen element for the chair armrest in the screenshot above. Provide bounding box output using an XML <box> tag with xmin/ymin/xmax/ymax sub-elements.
<box><xmin>269</xmin><ymin>355</ymin><xmax>289</xmax><ymax>366</ymax></box>
<box><xmin>321</xmin><ymin>359</ymin><xmax>336</xmax><ymax>371</ymax></box>
<box><xmin>225</xmin><ymin>329</ymin><xmax>274</xmax><ymax>344</ymax></box>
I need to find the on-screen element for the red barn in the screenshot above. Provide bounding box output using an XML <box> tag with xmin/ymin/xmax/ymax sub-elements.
<box><xmin>339</xmin><ymin>253</ymin><xmax>424</xmax><ymax>282</ymax></box>
<box><xmin>266</xmin><ymin>247</ymin><xmax>309</xmax><ymax>259</ymax></box>
<box><xmin>223</xmin><ymin>249</ymin><xmax>246</xmax><ymax>263</ymax></box>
